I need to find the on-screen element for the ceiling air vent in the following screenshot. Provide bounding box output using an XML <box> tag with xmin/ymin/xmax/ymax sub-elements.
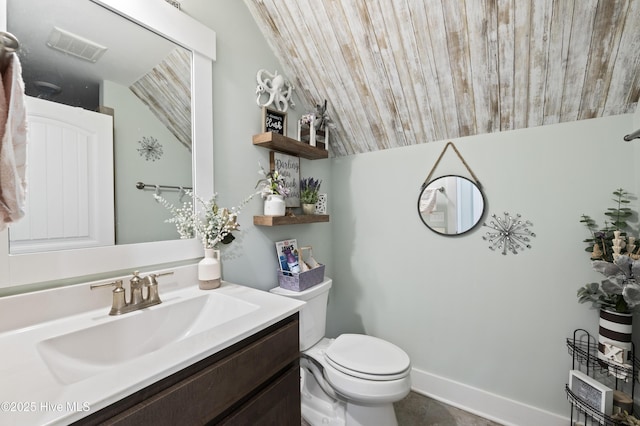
<box><xmin>46</xmin><ymin>27</ymin><xmax>107</xmax><ymax>63</ymax></box>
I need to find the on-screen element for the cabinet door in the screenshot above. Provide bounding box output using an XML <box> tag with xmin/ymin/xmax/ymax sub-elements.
<box><xmin>217</xmin><ymin>364</ymin><xmax>301</xmax><ymax>426</ymax></box>
<box><xmin>79</xmin><ymin>315</ymin><xmax>300</xmax><ymax>425</ymax></box>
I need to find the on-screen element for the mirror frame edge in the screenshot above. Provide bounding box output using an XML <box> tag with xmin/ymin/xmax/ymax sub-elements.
<box><xmin>0</xmin><ymin>0</ymin><xmax>216</xmax><ymax>288</ymax></box>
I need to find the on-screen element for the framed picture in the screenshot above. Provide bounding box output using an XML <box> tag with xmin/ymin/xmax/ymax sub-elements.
<box><xmin>262</xmin><ymin>107</ymin><xmax>287</xmax><ymax>136</ymax></box>
<box><xmin>269</xmin><ymin>151</ymin><xmax>300</xmax><ymax>207</ymax></box>
<box><xmin>568</xmin><ymin>370</ymin><xmax>613</xmax><ymax>415</ymax></box>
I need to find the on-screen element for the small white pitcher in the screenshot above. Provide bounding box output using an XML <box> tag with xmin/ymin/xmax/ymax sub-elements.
<box><xmin>264</xmin><ymin>194</ymin><xmax>286</xmax><ymax>216</ymax></box>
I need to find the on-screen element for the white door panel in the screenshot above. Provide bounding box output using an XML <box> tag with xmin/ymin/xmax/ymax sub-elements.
<box><xmin>9</xmin><ymin>96</ymin><xmax>114</xmax><ymax>253</ymax></box>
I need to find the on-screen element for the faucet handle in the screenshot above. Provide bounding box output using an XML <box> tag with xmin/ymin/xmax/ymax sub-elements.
<box><xmin>143</xmin><ymin>271</ymin><xmax>173</xmax><ymax>304</ymax></box>
<box><xmin>128</xmin><ymin>271</ymin><xmax>145</xmax><ymax>306</ymax></box>
<box><xmin>90</xmin><ymin>280</ymin><xmax>126</xmax><ymax>315</ymax></box>
<box><xmin>90</xmin><ymin>279</ymin><xmax>124</xmax><ymax>291</ymax></box>
<box><xmin>143</xmin><ymin>271</ymin><xmax>174</xmax><ymax>286</ymax></box>
<box><xmin>130</xmin><ymin>270</ymin><xmax>143</xmax><ymax>287</ymax></box>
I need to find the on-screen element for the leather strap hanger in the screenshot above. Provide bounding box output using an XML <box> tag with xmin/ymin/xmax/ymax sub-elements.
<box><xmin>421</xmin><ymin>141</ymin><xmax>481</xmax><ymax>190</ymax></box>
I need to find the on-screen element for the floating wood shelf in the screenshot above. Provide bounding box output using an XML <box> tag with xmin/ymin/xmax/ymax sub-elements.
<box><xmin>254</xmin><ymin>214</ymin><xmax>330</xmax><ymax>226</ymax></box>
<box><xmin>253</xmin><ymin>132</ymin><xmax>329</xmax><ymax>160</ymax></box>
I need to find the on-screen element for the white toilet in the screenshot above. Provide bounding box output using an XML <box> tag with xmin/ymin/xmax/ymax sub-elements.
<box><xmin>270</xmin><ymin>278</ymin><xmax>411</xmax><ymax>426</ymax></box>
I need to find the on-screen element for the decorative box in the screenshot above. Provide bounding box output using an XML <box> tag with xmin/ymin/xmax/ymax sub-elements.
<box><xmin>297</xmin><ymin>120</ymin><xmax>329</xmax><ymax>150</ymax></box>
<box><xmin>278</xmin><ymin>264</ymin><xmax>325</xmax><ymax>292</ymax></box>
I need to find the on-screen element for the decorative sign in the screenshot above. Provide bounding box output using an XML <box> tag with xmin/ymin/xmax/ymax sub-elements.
<box><xmin>568</xmin><ymin>370</ymin><xmax>613</xmax><ymax>415</ymax></box>
<box><xmin>270</xmin><ymin>151</ymin><xmax>300</xmax><ymax>207</ymax></box>
<box><xmin>262</xmin><ymin>107</ymin><xmax>287</xmax><ymax>136</ymax></box>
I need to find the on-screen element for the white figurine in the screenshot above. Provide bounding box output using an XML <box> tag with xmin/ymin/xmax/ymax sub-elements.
<box><xmin>255</xmin><ymin>69</ymin><xmax>295</xmax><ymax>112</ymax></box>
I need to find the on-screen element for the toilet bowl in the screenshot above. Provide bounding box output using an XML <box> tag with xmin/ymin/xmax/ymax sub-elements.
<box><xmin>270</xmin><ymin>278</ymin><xmax>411</xmax><ymax>426</ymax></box>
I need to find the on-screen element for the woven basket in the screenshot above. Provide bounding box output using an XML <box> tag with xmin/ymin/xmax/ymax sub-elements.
<box><xmin>278</xmin><ymin>264</ymin><xmax>325</xmax><ymax>292</ymax></box>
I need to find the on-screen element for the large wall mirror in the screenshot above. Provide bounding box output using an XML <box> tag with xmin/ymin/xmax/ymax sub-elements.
<box><xmin>0</xmin><ymin>0</ymin><xmax>216</xmax><ymax>290</ymax></box>
<box><xmin>8</xmin><ymin>0</ymin><xmax>194</xmax><ymax>254</ymax></box>
<box><xmin>7</xmin><ymin>0</ymin><xmax>193</xmax><ymax>254</ymax></box>
<box><xmin>418</xmin><ymin>175</ymin><xmax>486</xmax><ymax>236</ymax></box>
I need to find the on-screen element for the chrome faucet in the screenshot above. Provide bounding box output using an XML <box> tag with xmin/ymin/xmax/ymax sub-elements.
<box><xmin>90</xmin><ymin>271</ymin><xmax>174</xmax><ymax>315</ymax></box>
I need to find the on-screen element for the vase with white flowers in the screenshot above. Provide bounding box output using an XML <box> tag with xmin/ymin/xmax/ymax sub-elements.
<box><xmin>154</xmin><ymin>191</ymin><xmax>253</xmax><ymax>289</ymax></box>
<box><xmin>300</xmin><ymin>177</ymin><xmax>322</xmax><ymax>215</ymax></box>
<box><xmin>577</xmin><ymin>188</ymin><xmax>640</xmax><ymax>377</ymax></box>
<box><xmin>256</xmin><ymin>163</ymin><xmax>290</xmax><ymax>216</ymax></box>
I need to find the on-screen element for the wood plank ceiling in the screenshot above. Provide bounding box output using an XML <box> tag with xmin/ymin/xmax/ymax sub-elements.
<box><xmin>130</xmin><ymin>49</ymin><xmax>193</xmax><ymax>151</ymax></box>
<box><xmin>244</xmin><ymin>0</ymin><xmax>640</xmax><ymax>157</ymax></box>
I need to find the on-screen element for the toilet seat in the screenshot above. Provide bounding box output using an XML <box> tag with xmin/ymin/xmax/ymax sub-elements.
<box><xmin>324</xmin><ymin>334</ymin><xmax>411</xmax><ymax>381</ymax></box>
<box><xmin>305</xmin><ymin>336</ymin><xmax>411</xmax><ymax>405</ymax></box>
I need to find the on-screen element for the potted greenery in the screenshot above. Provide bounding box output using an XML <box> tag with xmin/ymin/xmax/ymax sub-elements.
<box><xmin>578</xmin><ymin>188</ymin><xmax>640</xmax><ymax>313</ymax></box>
<box><xmin>300</xmin><ymin>177</ymin><xmax>322</xmax><ymax>215</ymax></box>
<box><xmin>256</xmin><ymin>164</ymin><xmax>290</xmax><ymax>216</ymax></box>
<box><xmin>577</xmin><ymin>188</ymin><xmax>640</xmax><ymax>376</ymax></box>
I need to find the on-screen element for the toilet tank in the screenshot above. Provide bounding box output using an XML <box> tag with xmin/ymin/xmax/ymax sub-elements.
<box><xmin>270</xmin><ymin>278</ymin><xmax>332</xmax><ymax>350</ymax></box>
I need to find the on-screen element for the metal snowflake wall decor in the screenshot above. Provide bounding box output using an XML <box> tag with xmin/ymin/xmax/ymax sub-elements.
<box><xmin>482</xmin><ymin>212</ymin><xmax>535</xmax><ymax>255</ymax></box>
<box><xmin>137</xmin><ymin>136</ymin><xmax>163</xmax><ymax>161</ymax></box>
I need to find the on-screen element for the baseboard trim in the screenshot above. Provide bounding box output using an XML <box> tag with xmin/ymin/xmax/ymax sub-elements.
<box><xmin>410</xmin><ymin>368</ymin><xmax>569</xmax><ymax>426</ymax></box>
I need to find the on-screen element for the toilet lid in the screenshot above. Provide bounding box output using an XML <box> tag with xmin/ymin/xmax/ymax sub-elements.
<box><xmin>324</xmin><ymin>334</ymin><xmax>410</xmax><ymax>380</ymax></box>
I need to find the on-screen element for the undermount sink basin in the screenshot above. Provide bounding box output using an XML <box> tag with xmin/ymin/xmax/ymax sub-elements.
<box><xmin>37</xmin><ymin>292</ymin><xmax>259</xmax><ymax>385</ymax></box>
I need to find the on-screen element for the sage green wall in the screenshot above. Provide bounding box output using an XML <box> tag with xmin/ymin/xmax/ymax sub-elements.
<box><xmin>181</xmin><ymin>0</ymin><xmax>333</xmax><ymax>289</ymax></box>
<box><xmin>102</xmin><ymin>80</ymin><xmax>191</xmax><ymax>245</ymax></box>
<box><xmin>330</xmin><ymin>114</ymin><xmax>639</xmax><ymax>417</ymax></box>
<box><xmin>183</xmin><ymin>0</ymin><xmax>640</xmax><ymax>421</ymax></box>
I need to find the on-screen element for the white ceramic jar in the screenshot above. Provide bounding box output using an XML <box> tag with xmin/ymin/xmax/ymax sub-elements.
<box><xmin>264</xmin><ymin>194</ymin><xmax>286</xmax><ymax>216</ymax></box>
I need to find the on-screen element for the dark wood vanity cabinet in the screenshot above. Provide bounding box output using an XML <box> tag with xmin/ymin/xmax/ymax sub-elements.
<box><xmin>75</xmin><ymin>314</ymin><xmax>301</xmax><ymax>426</ymax></box>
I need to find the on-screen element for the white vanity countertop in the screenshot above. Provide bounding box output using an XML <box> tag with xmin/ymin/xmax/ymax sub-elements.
<box><xmin>0</xmin><ymin>266</ymin><xmax>304</xmax><ymax>425</ymax></box>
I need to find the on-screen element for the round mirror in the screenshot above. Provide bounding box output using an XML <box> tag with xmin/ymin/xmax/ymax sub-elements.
<box><xmin>417</xmin><ymin>175</ymin><xmax>486</xmax><ymax>236</ymax></box>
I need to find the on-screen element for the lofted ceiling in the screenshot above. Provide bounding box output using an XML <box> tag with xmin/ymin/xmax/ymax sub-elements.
<box><xmin>244</xmin><ymin>0</ymin><xmax>640</xmax><ymax>157</ymax></box>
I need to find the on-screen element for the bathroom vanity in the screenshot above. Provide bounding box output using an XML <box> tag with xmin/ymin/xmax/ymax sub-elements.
<box><xmin>0</xmin><ymin>266</ymin><xmax>304</xmax><ymax>425</ymax></box>
<box><xmin>78</xmin><ymin>314</ymin><xmax>301</xmax><ymax>425</ymax></box>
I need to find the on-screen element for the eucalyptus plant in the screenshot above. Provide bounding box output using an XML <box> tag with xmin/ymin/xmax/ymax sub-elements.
<box><xmin>577</xmin><ymin>256</ymin><xmax>640</xmax><ymax>314</ymax></box>
<box><xmin>577</xmin><ymin>188</ymin><xmax>640</xmax><ymax>313</ymax></box>
<box><xmin>580</xmin><ymin>188</ymin><xmax>633</xmax><ymax>262</ymax></box>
